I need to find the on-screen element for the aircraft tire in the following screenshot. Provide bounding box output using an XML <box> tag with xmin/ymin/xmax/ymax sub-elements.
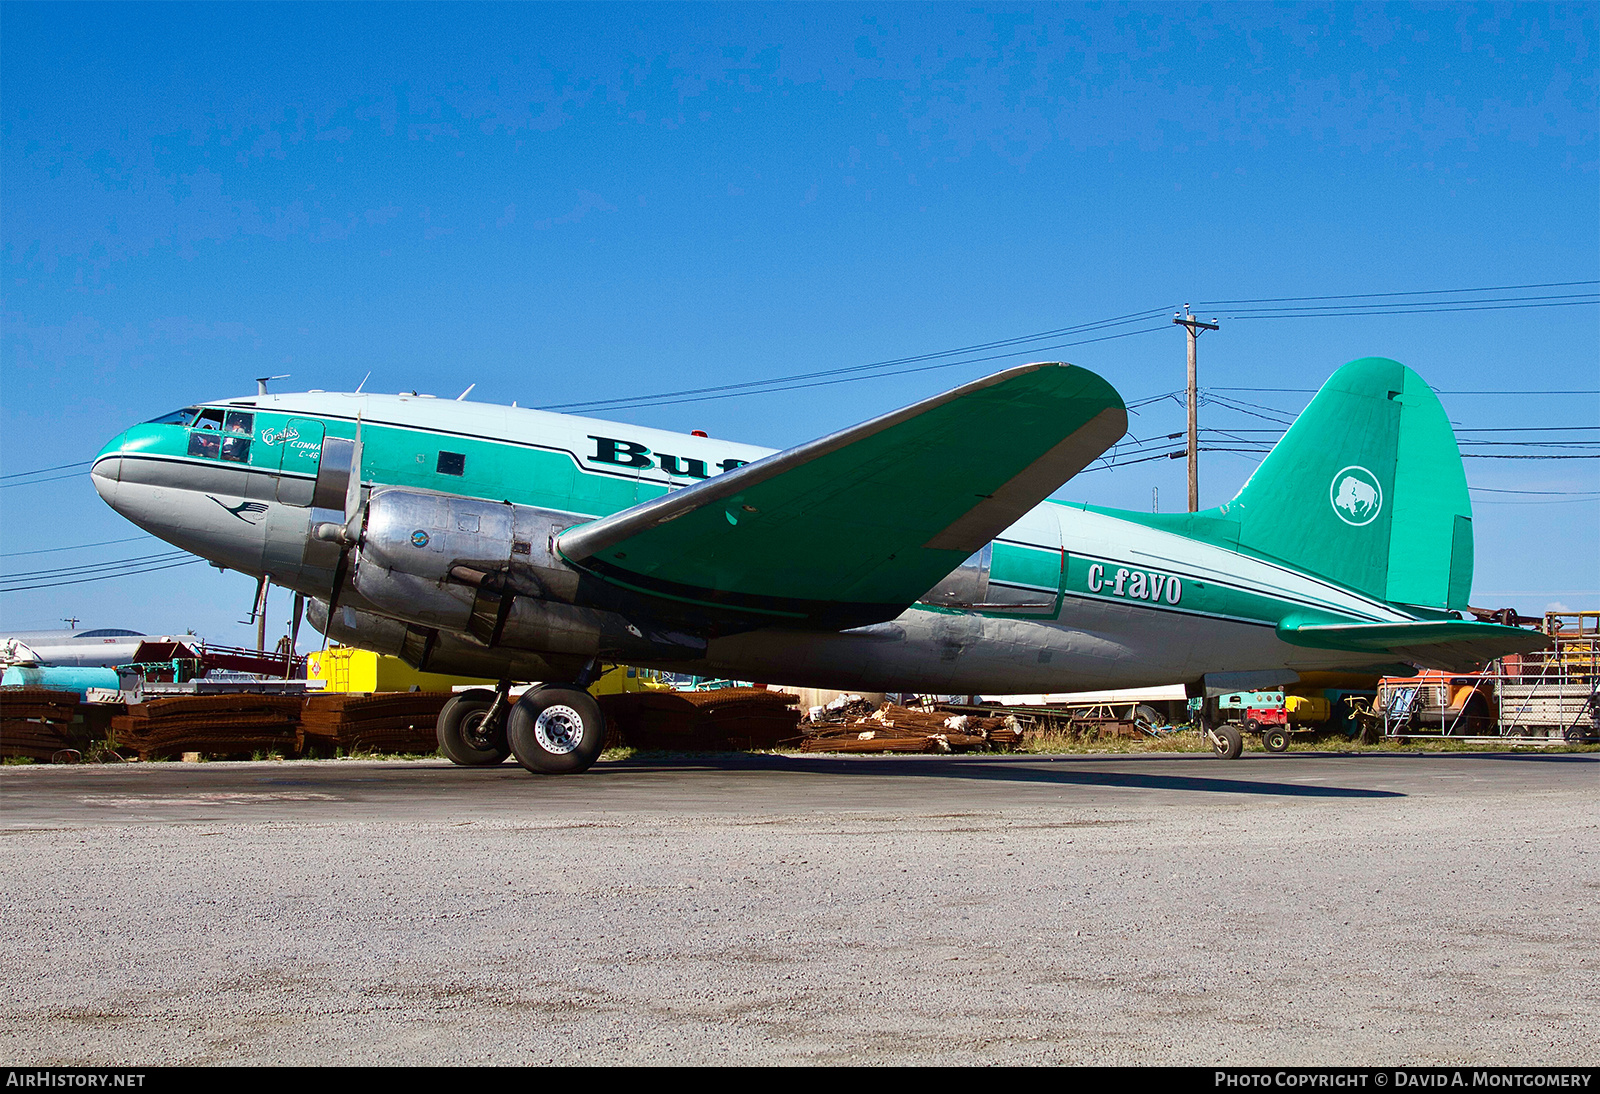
<box><xmin>437</xmin><ymin>690</ymin><xmax>510</xmax><ymax>766</ymax></box>
<box><xmin>507</xmin><ymin>686</ymin><xmax>605</xmax><ymax>775</ymax></box>
<box><xmin>1211</xmin><ymin>723</ymin><xmax>1244</xmax><ymax>760</ymax></box>
<box><xmin>1262</xmin><ymin>726</ymin><xmax>1290</xmax><ymax>753</ymax></box>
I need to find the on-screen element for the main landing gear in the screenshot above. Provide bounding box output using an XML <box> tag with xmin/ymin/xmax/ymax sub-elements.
<box><xmin>437</xmin><ymin>670</ymin><xmax>608</xmax><ymax>776</ymax></box>
<box><xmin>437</xmin><ymin>685</ymin><xmax>513</xmax><ymax>766</ymax></box>
<box><xmin>507</xmin><ymin>686</ymin><xmax>606</xmax><ymax>775</ymax></box>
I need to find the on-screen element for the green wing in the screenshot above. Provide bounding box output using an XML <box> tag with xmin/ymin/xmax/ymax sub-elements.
<box><xmin>1278</xmin><ymin>619</ymin><xmax>1550</xmax><ymax>671</ymax></box>
<box><xmin>556</xmin><ymin>363</ymin><xmax>1126</xmax><ymax>628</ymax></box>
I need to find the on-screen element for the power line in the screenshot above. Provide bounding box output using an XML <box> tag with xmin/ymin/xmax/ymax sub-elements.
<box><xmin>0</xmin><ymin>556</ymin><xmax>207</xmax><ymax>594</ymax></box>
<box><xmin>1470</xmin><ymin>487</ymin><xmax>1600</xmax><ymax>495</ymax></box>
<box><xmin>536</xmin><ymin>307</ymin><xmax>1175</xmax><ymax>413</ymax></box>
<box><xmin>0</xmin><ymin>470</ymin><xmax>94</xmax><ymax>489</ymax></box>
<box><xmin>1207</xmin><ymin>426</ymin><xmax>1599</xmax><ymax>433</ymax></box>
<box><xmin>1213</xmin><ymin>388</ymin><xmax>1600</xmax><ymax>394</ymax></box>
<box><xmin>538</xmin><ymin>320</ymin><xmax>1175</xmax><ymax>414</ymax></box>
<box><xmin>0</xmin><ymin>535</ymin><xmax>155</xmax><ymax>558</ymax></box>
<box><xmin>1211</xmin><ymin>291</ymin><xmax>1597</xmax><ymax>315</ymax></box>
<box><xmin>1192</xmin><ymin>280</ymin><xmax>1599</xmax><ymax>306</ymax></box>
<box><xmin>0</xmin><ymin>460</ymin><xmax>92</xmax><ymax>481</ymax></box>
<box><xmin>1</xmin><ymin>550</ymin><xmax>194</xmax><ymax>582</ymax></box>
<box><xmin>1221</xmin><ymin>299</ymin><xmax>1599</xmax><ymax>320</ymax></box>
<box><xmin>4</xmin><ymin>276</ymin><xmax>1594</xmax><ymax>480</ymax></box>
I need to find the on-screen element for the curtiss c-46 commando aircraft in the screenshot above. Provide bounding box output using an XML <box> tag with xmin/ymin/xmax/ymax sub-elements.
<box><xmin>91</xmin><ymin>357</ymin><xmax>1546</xmax><ymax>772</ymax></box>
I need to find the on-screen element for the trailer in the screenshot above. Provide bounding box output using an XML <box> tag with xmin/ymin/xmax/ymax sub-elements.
<box><xmin>1373</xmin><ymin>611</ymin><xmax>1598</xmax><ymax>744</ymax></box>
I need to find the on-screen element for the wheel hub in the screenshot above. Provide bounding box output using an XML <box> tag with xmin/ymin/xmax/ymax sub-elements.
<box><xmin>462</xmin><ymin>710</ymin><xmax>499</xmax><ymax>750</ymax></box>
<box><xmin>534</xmin><ymin>704</ymin><xmax>585</xmax><ymax>755</ymax></box>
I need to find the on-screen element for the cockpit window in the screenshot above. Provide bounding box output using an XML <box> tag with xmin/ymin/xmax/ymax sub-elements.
<box><xmin>220</xmin><ymin>435</ymin><xmax>251</xmax><ymax>462</ymax></box>
<box><xmin>184</xmin><ymin>408</ymin><xmax>253</xmax><ymax>462</ymax></box>
<box><xmin>144</xmin><ymin>407</ymin><xmax>200</xmax><ymax>426</ymax></box>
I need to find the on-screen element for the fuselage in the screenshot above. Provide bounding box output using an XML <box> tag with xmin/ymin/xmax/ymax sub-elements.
<box><xmin>92</xmin><ymin>391</ymin><xmax>1421</xmax><ymax>693</ymax></box>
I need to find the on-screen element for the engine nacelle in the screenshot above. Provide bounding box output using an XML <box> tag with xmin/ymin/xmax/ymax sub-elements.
<box><xmin>345</xmin><ymin>488</ymin><xmax>707</xmax><ymax>666</ymax></box>
<box><xmin>307</xmin><ymin>598</ymin><xmax>583</xmax><ymax>681</ymax></box>
<box><xmin>358</xmin><ymin>489</ymin><xmax>580</xmax><ymax>597</ymax></box>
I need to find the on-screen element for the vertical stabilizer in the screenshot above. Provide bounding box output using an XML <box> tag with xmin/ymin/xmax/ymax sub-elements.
<box><xmin>1218</xmin><ymin>357</ymin><xmax>1472</xmax><ymax>610</ymax></box>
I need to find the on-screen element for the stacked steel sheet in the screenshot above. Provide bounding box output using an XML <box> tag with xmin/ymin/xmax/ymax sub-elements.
<box><xmin>110</xmin><ymin>695</ymin><xmax>303</xmax><ymax>760</ymax></box>
<box><xmin>598</xmin><ymin>687</ymin><xmax>801</xmax><ymax>751</ymax></box>
<box><xmin>300</xmin><ymin>692</ymin><xmax>452</xmax><ymax>754</ymax></box>
<box><xmin>800</xmin><ymin>702</ymin><xmax>1021</xmax><ymax>753</ymax></box>
<box><xmin>0</xmin><ymin>688</ymin><xmax>86</xmax><ymax>761</ymax></box>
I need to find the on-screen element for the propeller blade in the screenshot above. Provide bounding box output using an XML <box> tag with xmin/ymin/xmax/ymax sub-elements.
<box><xmin>343</xmin><ymin>412</ymin><xmax>364</xmax><ymax>530</ymax></box>
<box><xmin>325</xmin><ymin>536</ymin><xmax>352</xmax><ymax>617</ymax></box>
<box><xmin>325</xmin><ymin>413</ymin><xmax>366</xmax><ymax>621</ymax></box>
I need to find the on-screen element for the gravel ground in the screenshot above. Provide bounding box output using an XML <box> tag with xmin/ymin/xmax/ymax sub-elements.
<box><xmin>2</xmin><ymin>753</ymin><xmax>1595</xmax><ymax>1065</ymax></box>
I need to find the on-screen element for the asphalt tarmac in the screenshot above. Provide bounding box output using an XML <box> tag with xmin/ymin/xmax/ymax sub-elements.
<box><xmin>3</xmin><ymin>751</ymin><xmax>1596</xmax><ymax>1065</ymax></box>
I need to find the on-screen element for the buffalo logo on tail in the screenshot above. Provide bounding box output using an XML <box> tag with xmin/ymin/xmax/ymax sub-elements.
<box><xmin>1329</xmin><ymin>466</ymin><xmax>1383</xmax><ymax>526</ymax></box>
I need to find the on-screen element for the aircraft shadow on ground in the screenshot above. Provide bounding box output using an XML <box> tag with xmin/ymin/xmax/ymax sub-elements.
<box><xmin>606</xmin><ymin>753</ymin><xmax>1405</xmax><ymax>799</ymax></box>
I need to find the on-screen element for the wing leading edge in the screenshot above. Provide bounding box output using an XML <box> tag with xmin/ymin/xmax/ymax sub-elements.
<box><xmin>556</xmin><ymin>362</ymin><xmax>1127</xmax><ymax>628</ymax></box>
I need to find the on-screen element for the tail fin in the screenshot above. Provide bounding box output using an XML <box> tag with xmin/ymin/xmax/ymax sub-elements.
<box><xmin>1218</xmin><ymin>357</ymin><xmax>1472</xmax><ymax>611</ymax></box>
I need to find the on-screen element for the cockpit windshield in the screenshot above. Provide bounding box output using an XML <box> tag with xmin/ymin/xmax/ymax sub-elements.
<box><xmin>143</xmin><ymin>407</ymin><xmax>200</xmax><ymax>426</ymax></box>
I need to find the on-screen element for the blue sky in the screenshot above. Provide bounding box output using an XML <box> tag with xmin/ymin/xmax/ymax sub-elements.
<box><xmin>3</xmin><ymin>2</ymin><xmax>1596</xmax><ymax>645</ymax></box>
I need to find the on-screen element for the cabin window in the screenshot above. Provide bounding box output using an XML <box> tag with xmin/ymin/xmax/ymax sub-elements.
<box><xmin>437</xmin><ymin>451</ymin><xmax>466</xmax><ymax>476</ymax></box>
<box><xmin>188</xmin><ymin>432</ymin><xmax>221</xmax><ymax>459</ymax></box>
<box><xmin>191</xmin><ymin>408</ymin><xmax>225</xmax><ymax>431</ymax></box>
<box><xmin>223</xmin><ymin>411</ymin><xmax>254</xmax><ymax>435</ymax></box>
<box><xmin>219</xmin><ymin>435</ymin><xmax>251</xmax><ymax>463</ymax></box>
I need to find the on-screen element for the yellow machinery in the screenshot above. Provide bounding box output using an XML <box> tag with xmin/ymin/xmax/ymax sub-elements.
<box><xmin>307</xmin><ymin>647</ymin><xmax>666</xmax><ymax>696</ymax></box>
<box><xmin>307</xmin><ymin>647</ymin><xmax>493</xmax><ymax>693</ymax></box>
<box><xmin>1284</xmin><ymin>694</ymin><xmax>1332</xmax><ymax>723</ymax></box>
<box><xmin>1543</xmin><ymin>612</ymin><xmax>1599</xmax><ymax>675</ymax></box>
<box><xmin>594</xmin><ymin>664</ymin><xmax>670</xmax><ymax>696</ymax></box>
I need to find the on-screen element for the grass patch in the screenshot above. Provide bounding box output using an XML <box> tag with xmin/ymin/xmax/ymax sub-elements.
<box><xmin>1284</xmin><ymin>731</ymin><xmax>1600</xmax><ymax>754</ymax></box>
<box><xmin>1016</xmin><ymin>727</ymin><xmax>1214</xmax><ymax>755</ymax></box>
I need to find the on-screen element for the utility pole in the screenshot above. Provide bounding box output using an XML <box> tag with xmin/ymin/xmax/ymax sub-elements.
<box><xmin>1173</xmin><ymin>306</ymin><xmax>1219</xmax><ymax>512</ymax></box>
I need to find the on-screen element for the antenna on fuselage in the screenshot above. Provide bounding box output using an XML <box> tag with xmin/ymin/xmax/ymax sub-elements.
<box><xmin>456</xmin><ymin>383</ymin><xmax>475</xmax><ymax>401</ymax></box>
<box><xmin>255</xmin><ymin>374</ymin><xmax>290</xmax><ymax>396</ymax></box>
<box><xmin>354</xmin><ymin>371</ymin><xmax>371</xmax><ymax>394</ymax></box>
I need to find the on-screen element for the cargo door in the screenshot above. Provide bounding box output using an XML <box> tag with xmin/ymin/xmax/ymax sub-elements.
<box><xmin>274</xmin><ymin>418</ymin><xmax>326</xmax><ymax>505</ymax></box>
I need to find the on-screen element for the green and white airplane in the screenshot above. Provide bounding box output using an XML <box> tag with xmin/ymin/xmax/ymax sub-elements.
<box><xmin>91</xmin><ymin>356</ymin><xmax>1545</xmax><ymax>772</ymax></box>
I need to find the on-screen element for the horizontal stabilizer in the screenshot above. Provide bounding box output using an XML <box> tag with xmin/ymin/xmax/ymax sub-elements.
<box><xmin>1278</xmin><ymin>619</ymin><xmax>1550</xmax><ymax>672</ymax></box>
<box><xmin>557</xmin><ymin>363</ymin><xmax>1126</xmax><ymax>628</ymax></box>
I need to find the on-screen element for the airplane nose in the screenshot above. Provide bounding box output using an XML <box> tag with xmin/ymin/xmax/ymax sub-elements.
<box><xmin>91</xmin><ymin>431</ymin><xmax>126</xmax><ymax>505</ymax></box>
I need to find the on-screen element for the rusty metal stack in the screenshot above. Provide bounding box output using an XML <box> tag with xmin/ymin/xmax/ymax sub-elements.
<box><xmin>110</xmin><ymin>695</ymin><xmax>303</xmax><ymax>760</ymax></box>
<box><xmin>800</xmin><ymin>702</ymin><xmax>1021</xmax><ymax>753</ymax></box>
<box><xmin>0</xmin><ymin>688</ymin><xmax>86</xmax><ymax>761</ymax></box>
<box><xmin>598</xmin><ymin>687</ymin><xmax>801</xmax><ymax>751</ymax></box>
<box><xmin>300</xmin><ymin>692</ymin><xmax>452</xmax><ymax>754</ymax></box>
